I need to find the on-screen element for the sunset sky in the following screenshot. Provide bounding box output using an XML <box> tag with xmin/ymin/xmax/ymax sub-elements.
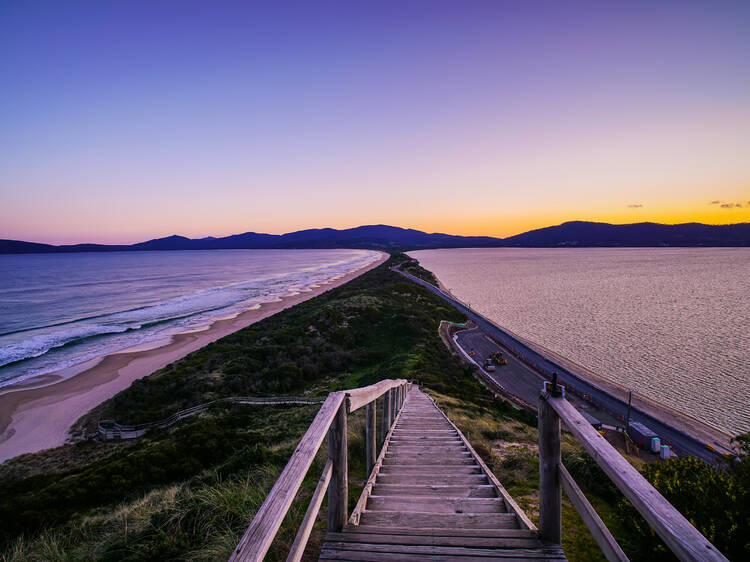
<box><xmin>2</xmin><ymin>1</ymin><xmax>749</xmax><ymax>244</ymax></box>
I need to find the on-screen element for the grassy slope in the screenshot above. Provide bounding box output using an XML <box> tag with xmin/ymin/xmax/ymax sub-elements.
<box><xmin>0</xmin><ymin>253</ymin><xmax>680</xmax><ymax>561</ymax></box>
<box><xmin>0</xmin><ymin>254</ymin><xmax>478</xmax><ymax>560</ymax></box>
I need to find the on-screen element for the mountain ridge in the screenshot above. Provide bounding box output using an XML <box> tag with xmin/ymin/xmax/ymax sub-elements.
<box><xmin>2</xmin><ymin>221</ymin><xmax>749</xmax><ymax>254</ymax></box>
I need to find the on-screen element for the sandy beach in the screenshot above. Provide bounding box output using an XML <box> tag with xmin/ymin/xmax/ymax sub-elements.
<box><xmin>0</xmin><ymin>251</ymin><xmax>387</xmax><ymax>463</ymax></box>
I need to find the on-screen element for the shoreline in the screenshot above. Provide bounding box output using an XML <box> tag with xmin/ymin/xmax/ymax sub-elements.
<box><xmin>0</xmin><ymin>251</ymin><xmax>387</xmax><ymax>463</ymax></box>
<box><xmin>413</xmin><ymin>262</ymin><xmax>734</xmax><ymax>450</ymax></box>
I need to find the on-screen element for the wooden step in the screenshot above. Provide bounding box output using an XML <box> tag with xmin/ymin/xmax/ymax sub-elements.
<box><xmin>392</xmin><ymin>429</ymin><xmax>455</xmax><ymax>433</ymax></box>
<box><xmin>383</xmin><ymin>457</ymin><xmax>476</xmax><ymax>465</ymax></box>
<box><xmin>367</xmin><ymin>496</ymin><xmax>506</xmax><ymax>514</ymax></box>
<box><xmin>376</xmin><ymin>474</ymin><xmax>489</xmax><ymax>486</ymax></box>
<box><xmin>328</xmin><ymin>530</ymin><xmax>545</xmax><ymax>549</ymax></box>
<box><xmin>340</xmin><ymin>526</ymin><xmax>537</xmax><ymax>539</ymax></box>
<box><xmin>371</xmin><ymin>484</ymin><xmax>497</xmax><ymax>498</ymax></box>
<box><xmin>358</xmin><ymin>510</ymin><xmax>519</xmax><ymax>529</ymax></box>
<box><xmin>390</xmin><ymin>433</ymin><xmax>463</xmax><ymax>444</ymax></box>
<box><xmin>386</xmin><ymin>448</ymin><xmax>470</xmax><ymax>456</ymax></box>
<box><xmin>386</xmin><ymin>447</ymin><xmax>468</xmax><ymax>455</ymax></box>
<box><xmin>320</xmin><ymin>542</ymin><xmax>565</xmax><ymax>560</ymax></box>
<box><xmin>379</xmin><ymin>465</ymin><xmax>482</xmax><ymax>475</ymax></box>
<box><xmin>388</xmin><ymin>444</ymin><xmax>468</xmax><ymax>451</ymax></box>
<box><xmin>320</xmin><ymin>388</ymin><xmax>557</xmax><ymax>561</ymax></box>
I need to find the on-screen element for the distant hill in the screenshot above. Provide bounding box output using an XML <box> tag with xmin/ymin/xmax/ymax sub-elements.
<box><xmin>502</xmin><ymin>221</ymin><xmax>750</xmax><ymax>247</ymax></box>
<box><xmin>0</xmin><ymin>225</ymin><xmax>504</xmax><ymax>254</ymax></box>
<box><xmin>2</xmin><ymin>222</ymin><xmax>749</xmax><ymax>254</ymax></box>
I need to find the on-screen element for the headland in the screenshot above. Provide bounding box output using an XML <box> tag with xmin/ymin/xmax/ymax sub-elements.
<box><xmin>0</xmin><ymin>251</ymin><xmax>387</xmax><ymax>462</ymax></box>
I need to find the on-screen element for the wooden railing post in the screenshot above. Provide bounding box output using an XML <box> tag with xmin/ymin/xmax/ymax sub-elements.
<box><xmin>327</xmin><ymin>402</ymin><xmax>348</xmax><ymax>532</ymax></box>
<box><xmin>381</xmin><ymin>391</ymin><xmax>391</xmax><ymax>445</ymax></box>
<box><xmin>366</xmin><ymin>401</ymin><xmax>376</xmax><ymax>476</ymax></box>
<box><xmin>389</xmin><ymin>389</ymin><xmax>397</xmax><ymax>425</ymax></box>
<box><xmin>539</xmin><ymin>394</ymin><xmax>561</xmax><ymax>544</ymax></box>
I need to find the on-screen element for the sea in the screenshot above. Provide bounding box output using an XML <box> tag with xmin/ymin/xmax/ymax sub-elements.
<box><xmin>0</xmin><ymin>249</ymin><xmax>381</xmax><ymax>388</ymax></box>
<box><xmin>409</xmin><ymin>248</ymin><xmax>750</xmax><ymax>437</ymax></box>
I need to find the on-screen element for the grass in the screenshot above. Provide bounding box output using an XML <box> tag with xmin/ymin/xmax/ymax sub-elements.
<box><xmin>426</xmin><ymin>388</ymin><xmax>635</xmax><ymax>561</ymax></box>
<box><xmin>0</xmin><ymin>254</ymin><xmax>474</xmax><ymax>559</ymax></box>
<box><xmin>4</xmin><ymin>252</ymin><xmax>742</xmax><ymax>560</ymax></box>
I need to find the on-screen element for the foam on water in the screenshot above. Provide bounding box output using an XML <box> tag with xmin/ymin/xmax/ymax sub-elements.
<box><xmin>0</xmin><ymin>249</ymin><xmax>380</xmax><ymax>387</ymax></box>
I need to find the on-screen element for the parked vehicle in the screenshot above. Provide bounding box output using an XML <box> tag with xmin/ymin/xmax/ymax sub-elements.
<box><xmin>628</xmin><ymin>421</ymin><xmax>658</xmax><ymax>449</ymax></box>
<box><xmin>490</xmin><ymin>351</ymin><xmax>507</xmax><ymax>365</ymax></box>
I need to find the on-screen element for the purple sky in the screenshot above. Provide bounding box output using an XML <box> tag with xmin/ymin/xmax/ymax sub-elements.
<box><xmin>2</xmin><ymin>1</ymin><xmax>749</xmax><ymax>243</ymax></box>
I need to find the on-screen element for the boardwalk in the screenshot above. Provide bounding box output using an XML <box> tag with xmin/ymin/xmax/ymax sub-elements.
<box><xmin>320</xmin><ymin>389</ymin><xmax>565</xmax><ymax>560</ymax></box>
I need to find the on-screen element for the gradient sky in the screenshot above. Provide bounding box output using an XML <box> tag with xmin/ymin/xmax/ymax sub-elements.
<box><xmin>2</xmin><ymin>1</ymin><xmax>749</xmax><ymax>244</ymax></box>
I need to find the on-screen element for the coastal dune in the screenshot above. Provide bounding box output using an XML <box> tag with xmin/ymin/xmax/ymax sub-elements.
<box><xmin>0</xmin><ymin>252</ymin><xmax>387</xmax><ymax>462</ymax></box>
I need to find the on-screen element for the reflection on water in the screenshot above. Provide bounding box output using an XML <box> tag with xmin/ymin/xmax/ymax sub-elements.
<box><xmin>409</xmin><ymin>248</ymin><xmax>750</xmax><ymax>436</ymax></box>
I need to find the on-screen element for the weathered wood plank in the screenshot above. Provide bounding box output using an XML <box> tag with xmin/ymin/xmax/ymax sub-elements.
<box><xmin>349</xmin><ymin>391</ymin><xmax>407</xmax><ymax>526</ymax></box>
<box><xmin>328</xmin><ymin>401</ymin><xmax>348</xmax><ymax>533</ymax></box>
<box><xmin>538</xmin><ymin>396</ymin><xmax>561</xmax><ymax>543</ymax></box>
<box><xmin>381</xmin><ymin>391</ymin><xmax>392</xmax><ymax>446</ymax></box>
<box><xmin>559</xmin><ymin>464</ymin><xmax>628</xmax><ymax>562</ymax></box>
<box><xmin>383</xmin><ymin>456</ymin><xmax>476</xmax><ymax>465</ymax></box>
<box><xmin>375</xmin><ymin>473</ymin><xmax>489</xmax><ymax>486</ymax></box>
<box><xmin>386</xmin><ymin>445</ymin><xmax>470</xmax><ymax>452</ymax></box>
<box><xmin>326</xmin><ymin>531</ymin><xmax>543</xmax><ymax>549</ymax></box>
<box><xmin>321</xmin><ymin>541</ymin><xmax>566</xmax><ymax>558</ymax></box>
<box><xmin>367</xmin><ymin>495</ymin><xmax>505</xmax><ymax>514</ymax></box>
<box><xmin>348</xmin><ymin>379</ymin><xmax>407</xmax><ymax>413</ymax></box>
<box><xmin>340</xmin><ymin>526</ymin><xmax>537</xmax><ymax>538</ymax></box>
<box><xmin>366</xmin><ymin>402</ymin><xmax>376</xmax><ymax>477</ymax></box>
<box><xmin>320</xmin><ymin>550</ymin><xmax>564</xmax><ymax>562</ymax></box>
<box><xmin>359</xmin><ymin>510</ymin><xmax>519</xmax><ymax>529</ymax></box>
<box><xmin>371</xmin><ymin>484</ymin><xmax>497</xmax><ymax>498</ymax></box>
<box><xmin>285</xmin><ymin>459</ymin><xmax>332</xmax><ymax>562</ymax></box>
<box><xmin>430</xmin><ymin>393</ymin><xmax>537</xmax><ymax>531</ymax></box>
<box><xmin>378</xmin><ymin>465</ymin><xmax>481</xmax><ymax>475</ymax></box>
<box><xmin>389</xmin><ymin>439</ymin><xmax>463</xmax><ymax>445</ymax></box>
<box><xmin>229</xmin><ymin>392</ymin><xmax>344</xmax><ymax>561</ymax></box>
<box><xmin>547</xmin><ymin>395</ymin><xmax>728</xmax><ymax>561</ymax></box>
<box><xmin>388</xmin><ymin>444</ymin><xmax>464</xmax><ymax>450</ymax></box>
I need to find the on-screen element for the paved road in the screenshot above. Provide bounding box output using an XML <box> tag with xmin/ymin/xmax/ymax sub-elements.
<box><xmin>393</xmin><ymin>266</ymin><xmax>726</xmax><ymax>464</ymax></box>
<box><xmin>455</xmin><ymin>327</ymin><xmax>622</xmax><ymax>428</ymax></box>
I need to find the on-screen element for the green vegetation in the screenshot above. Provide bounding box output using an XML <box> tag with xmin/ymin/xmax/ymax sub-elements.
<box><xmin>617</xmin><ymin>435</ymin><xmax>750</xmax><ymax>560</ymax></box>
<box><xmin>398</xmin><ymin>256</ymin><xmax>439</xmax><ymax>285</ymax></box>
<box><xmin>0</xmin><ymin>254</ymin><xmax>474</xmax><ymax>560</ymax></box>
<box><xmin>1</xmin><ymin>253</ymin><xmax>747</xmax><ymax>561</ymax></box>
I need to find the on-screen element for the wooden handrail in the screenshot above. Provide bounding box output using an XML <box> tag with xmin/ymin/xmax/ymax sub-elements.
<box><xmin>229</xmin><ymin>379</ymin><xmax>410</xmax><ymax>562</ymax></box>
<box><xmin>347</xmin><ymin>378</ymin><xmax>405</xmax><ymax>412</ymax></box>
<box><xmin>230</xmin><ymin>392</ymin><xmax>345</xmax><ymax>561</ymax></box>
<box><xmin>286</xmin><ymin>459</ymin><xmax>333</xmax><ymax>562</ymax></box>
<box><xmin>539</xmin><ymin>392</ymin><xmax>728</xmax><ymax>562</ymax></box>
<box><xmin>559</xmin><ymin>464</ymin><xmax>627</xmax><ymax>562</ymax></box>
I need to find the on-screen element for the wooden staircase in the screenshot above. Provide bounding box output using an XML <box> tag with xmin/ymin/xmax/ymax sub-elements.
<box><xmin>232</xmin><ymin>379</ymin><xmax>726</xmax><ymax>561</ymax></box>
<box><xmin>320</xmin><ymin>389</ymin><xmax>565</xmax><ymax>560</ymax></box>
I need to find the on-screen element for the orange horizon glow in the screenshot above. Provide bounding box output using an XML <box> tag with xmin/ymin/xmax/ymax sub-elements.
<box><xmin>2</xmin><ymin>4</ymin><xmax>749</xmax><ymax>246</ymax></box>
<box><xmin>13</xmin><ymin>208</ymin><xmax>750</xmax><ymax>247</ymax></box>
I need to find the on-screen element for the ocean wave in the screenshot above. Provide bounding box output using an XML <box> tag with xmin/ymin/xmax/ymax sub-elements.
<box><xmin>0</xmin><ymin>250</ymin><xmax>380</xmax><ymax>382</ymax></box>
<box><xmin>0</xmin><ymin>324</ymin><xmax>133</xmax><ymax>368</ymax></box>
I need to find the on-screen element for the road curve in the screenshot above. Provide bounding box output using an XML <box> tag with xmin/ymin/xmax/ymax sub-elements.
<box><xmin>393</xmin><ymin>265</ymin><xmax>727</xmax><ymax>464</ymax></box>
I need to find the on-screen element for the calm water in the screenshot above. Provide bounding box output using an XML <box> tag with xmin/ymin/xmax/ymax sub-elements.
<box><xmin>0</xmin><ymin>249</ymin><xmax>380</xmax><ymax>387</ymax></box>
<box><xmin>409</xmin><ymin>248</ymin><xmax>750</xmax><ymax>436</ymax></box>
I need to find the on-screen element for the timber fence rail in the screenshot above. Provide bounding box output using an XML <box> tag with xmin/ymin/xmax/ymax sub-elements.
<box><xmin>229</xmin><ymin>378</ymin><xmax>411</xmax><ymax>562</ymax></box>
<box><xmin>97</xmin><ymin>396</ymin><xmax>325</xmax><ymax>440</ymax></box>
<box><xmin>538</xmin><ymin>382</ymin><xmax>729</xmax><ymax>562</ymax></box>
